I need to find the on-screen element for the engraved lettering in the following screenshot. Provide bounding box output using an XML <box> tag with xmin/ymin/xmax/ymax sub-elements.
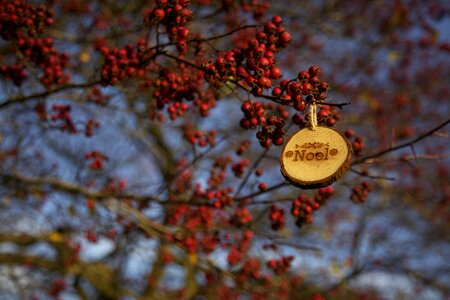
<box><xmin>293</xmin><ymin>150</ymin><xmax>305</xmax><ymax>161</ymax></box>
<box><xmin>285</xmin><ymin>141</ymin><xmax>338</xmax><ymax>162</ymax></box>
<box><xmin>316</xmin><ymin>152</ymin><xmax>324</xmax><ymax>160</ymax></box>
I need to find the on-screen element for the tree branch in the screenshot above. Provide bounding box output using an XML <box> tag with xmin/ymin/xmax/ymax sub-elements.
<box><xmin>0</xmin><ymin>82</ymin><xmax>99</xmax><ymax>110</ymax></box>
<box><xmin>353</xmin><ymin>118</ymin><xmax>450</xmax><ymax>165</ymax></box>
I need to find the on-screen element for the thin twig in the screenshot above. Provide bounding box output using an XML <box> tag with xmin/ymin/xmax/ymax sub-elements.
<box><xmin>0</xmin><ymin>81</ymin><xmax>99</xmax><ymax>110</ymax></box>
<box><xmin>353</xmin><ymin>118</ymin><xmax>450</xmax><ymax>165</ymax></box>
<box><xmin>235</xmin><ymin>181</ymin><xmax>290</xmax><ymax>201</ymax></box>
<box><xmin>233</xmin><ymin>148</ymin><xmax>269</xmax><ymax>199</ymax></box>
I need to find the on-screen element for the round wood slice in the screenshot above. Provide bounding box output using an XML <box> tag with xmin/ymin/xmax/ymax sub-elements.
<box><xmin>280</xmin><ymin>126</ymin><xmax>352</xmax><ymax>189</ymax></box>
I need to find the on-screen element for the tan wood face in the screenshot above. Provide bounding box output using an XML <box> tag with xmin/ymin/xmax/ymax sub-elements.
<box><xmin>280</xmin><ymin>126</ymin><xmax>352</xmax><ymax>189</ymax></box>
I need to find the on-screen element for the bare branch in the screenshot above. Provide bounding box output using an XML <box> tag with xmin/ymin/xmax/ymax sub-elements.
<box><xmin>0</xmin><ymin>82</ymin><xmax>99</xmax><ymax>110</ymax></box>
<box><xmin>353</xmin><ymin>118</ymin><xmax>450</xmax><ymax>165</ymax></box>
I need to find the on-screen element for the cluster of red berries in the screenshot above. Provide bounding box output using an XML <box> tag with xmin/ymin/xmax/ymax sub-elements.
<box><xmin>16</xmin><ymin>37</ymin><xmax>70</xmax><ymax>86</ymax></box>
<box><xmin>351</xmin><ymin>181</ymin><xmax>372</xmax><ymax>203</ymax></box>
<box><xmin>97</xmin><ymin>41</ymin><xmax>146</xmax><ymax>86</ymax></box>
<box><xmin>63</xmin><ymin>240</ymin><xmax>81</xmax><ymax>268</ymax></box>
<box><xmin>0</xmin><ymin>64</ymin><xmax>27</xmax><ymax>86</ymax></box>
<box><xmin>266</xmin><ymin>256</ymin><xmax>294</xmax><ymax>274</ymax></box>
<box><xmin>47</xmin><ymin>278</ymin><xmax>66</xmax><ymax>297</ymax></box>
<box><xmin>240</xmin><ymin>101</ymin><xmax>266</xmax><ymax>129</ymax></box>
<box><xmin>205</xmin><ymin>169</ymin><xmax>226</xmax><ymax>188</ymax></box>
<box><xmin>269</xmin><ymin>204</ymin><xmax>285</xmax><ymax>230</ymax></box>
<box><xmin>167</xmin><ymin>205</ymin><xmax>215</xmax><ymax>231</ymax></box>
<box><xmin>226</xmin><ymin>230</ymin><xmax>253</xmax><ymax>265</ymax></box>
<box><xmin>182</xmin><ymin>122</ymin><xmax>217</xmax><ymax>147</ymax></box>
<box><xmin>292</xmin><ymin>112</ymin><xmax>308</xmax><ymax>128</ymax></box>
<box><xmin>227</xmin><ymin>246</ymin><xmax>243</xmax><ymax>266</ymax></box>
<box><xmin>272</xmin><ymin>66</ymin><xmax>329</xmax><ymax>104</ymax></box>
<box><xmin>87</xmin><ymin>86</ymin><xmax>110</xmax><ymax>105</ymax></box>
<box><xmin>231</xmin><ymin>158</ymin><xmax>250</xmax><ymax>177</ymax></box>
<box><xmin>316</xmin><ymin>105</ymin><xmax>340</xmax><ymax>127</ymax></box>
<box><xmin>151</xmin><ymin>68</ymin><xmax>207</xmax><ymax>120</ymax></box>
<box><xmin>212</xmin><ymin>188</ymin><xmax>234</xmax><ymax>208</ymax></box>
<box><xmin>85</xmin><ymin>150</ymin><xmax>108</xmax><ymax>170</ymax></box>
<box><xmin>237</xmin><ymin>258</ymin><xmax>263</xmax><ymax>281</ymax></box>
<box><xmin>236</xmin><ymin>140</ymin><xmax>251</xmax><ymax>155</ymax></box>
<box><xmin>345</xmin><ymin>129</ymin><xmax>365</xmax><ymax>156</ymax></box>
<box><xmin>85</xmin><ymin>119</ymin><xmax>100</xmax><ymax>137</ymax></box>
<box><xmin>145</xmin><ymin>0</ymin><xmax>193</xmax><ymax>54</ymax></box>
<box><xmin>0</xmin><ymin>0</ymin><xmax>54</xmax><ymax>40</ymax></box>
<box><xmin>85</xmin><ymin>227</ymin><xmax>98</xmax><ymax>243</ymax></box>
<box><xmin>100</xmin><ymin>178</ymin><xmax>127</xmax><ymax>194</ymax></box>
<box><xmin>291</xmin><ymin>187</ymin><xmax>334</xmax><ymax>227</ymax></box>
<box><xmin>203</xmin><ymin>16</ymin><xmax>290</xmax><ymax>93</ymax></box>
<box><xmin>50</xmin><ymin>104</ymin><xmax>76</xmax><ymax>133</ymax></box>
<box><xmin>231</xmin><ymin>207</ymin><xmax>253</xmax><ymax>226</ymax></box>
<box><xmin>256</xmin><ymin>115</ymin><xmax>285</xmax><ymax>147</ymax></box>
<box><xmin>240</xmin><ymin>99</ymin><xmax>290</xmax><ymax>148</ymax></box>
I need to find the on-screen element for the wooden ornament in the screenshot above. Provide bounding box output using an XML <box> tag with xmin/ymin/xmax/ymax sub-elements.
<box><xmin>280</xmin><ymin>126</ymin><xmax>352</xmax><ymax>189</ymax></box>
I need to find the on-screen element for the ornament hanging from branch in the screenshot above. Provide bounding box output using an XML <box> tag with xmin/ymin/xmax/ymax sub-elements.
<box><xmin>280</xmin><ymin>101</ymin><xmax>352</xmax><ymax>189</ymax></box>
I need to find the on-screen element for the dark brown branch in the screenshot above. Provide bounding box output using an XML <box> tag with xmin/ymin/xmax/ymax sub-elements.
<box><xmin>1</xmin><ymin>173</ymin><xmax>164</xmax><ymax>203</ymax></box>
<box><xmin>189</xmin><ymin>24</ymin><xmax>258</xmax><ymax>43</ymax></box>
<box><xmin>150</xmin><ymin>25</ymin><xmax>258</xmax><ymax>50</ymax></box>
<box><xmin>235</xmin><ymin>181</ymin><xmax>290</xmax><ymax>201</ymax></box>
<box><xmin>234</xmin><ymin>80</ymin><xmax>351</xmax><ymax>108</ymax></box>
<box><xmin>350</xmin><ymin>168</ymin><xmax>395</xmax><ymax>181</ymax></box>
<box><xmin>0</xmin><ymin>81</ymin><xmax>99</xmax><ymax>110</ymax></box>
<box><xmin>233</xmin><ymin>148</ymin><xmax>269</xmax><ymax>199</ymax></box>
<box><xmin>353</xmin><ymin>118</ymin><xmax>450</xmax><ymax>165</ymax></box>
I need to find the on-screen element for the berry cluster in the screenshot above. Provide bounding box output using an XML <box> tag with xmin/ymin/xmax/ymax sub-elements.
<box><xmin>85</xmin><ymin>227</ymin><xmax>98</xmax><ymax>243</ymax></box>
<box><xmin>85</xmin><ymin>150</ymin><xmax>108</xmax><ymax>170</ymax></box>
<box><xmin>345</xmin><ymin>129</ymin><xmax>365</xmax><ymax>156</ymax></box>
<box><xmin>292</xmin><ymin>112</ymin><xmax>308</xmax><ymax>128</ymax></box>
<box><xmin>145</xmin><ymin>0</ymin><xmax>193</xmax><ymax>54</ymax></box>
<box><xmin>240</xmin><ymin>101</ymin><xmax>266</xmax><ymax>129</ymax></box>
<box><xmin>97</xmin><ymin>41</ymin><xmax>146</xmax><ymax>86</ymax></box>
<box><xmin>226</xmin><ymin>230</ymin><xmax>253</xmax><ymax>266</ymax></box>
<box><xmin>100</xmin><ymin>178</ymin><xmax>127</xmax><ymax>194</ymax></box>
<box><xmin>182</xmin><ymin>122</ymin><xmax>216</xmax><ymax>147</ymax></box>
<box><xmin>227</xmin><ymin>246</ymin><xmax>243</xmax><ymax>266</ymax></box>
<box><xmin>167</xmin><ymin>204</ymin><xmax>215</xmax><ymax>231</ymax></box>
<box><xmin>50</xmin><ymin>104</ymin><xmax>76</xmax><ymax>133</ymax></box>
<box><xmin>236</xmin><ymin>140</ymin><xmax>251</xmax><ymax>155</ymax></box>
<box><xmin>351</xmin><ymin>181</ymin><xmax>372</xmax><ymax>203</ymax></box>
<box><xmin>237</xmin><ymin>258</ymin><xmax>262</xmax><ymax>281</ymax></box>
<box><xmin>16</xmin><ymin>37</ymin><xmax>70</xmax><ymax>86</ymax></box>
<box><xmin>203</xmin><ymin>16</ymin><xmax>291</xmax><ymax>92</ymax></box>
<box><xmin>266</xmin><ymin>256</ymin><xmax>294</xmax><ymax>274</ymax></box>
<box><xmin>151</xmin><ymin>68</ymin><xmax>207</xmax><ymax>120</ymax></box>
<box><xmin>256</xmin><ymin>115</ymin><xmax>285</xmax><ymax>147</ymax></box>
<box><xmin>317</xmin><ymin>105</ymin><xmax>339</xmax><ymax>127</ymax></box>
<box><xmin>0</xmin><ymin>64</ymin><xmax>27</xmax><ymax>86</ymax></box>
<box><xmin>269</xmin><ymin>204</ymin><xmax>285</xmax><ymax>231</ymax></box>
<box><xmin>47</xmin><ymin>278</ymin><xmax>66</xmax><ymax>297</ymax></box>
<box><xmin>85</xmin><ymin>119</ymin><xmax>100</xmax><ymax>137</ymax></box>
<box><xmin>63</xmin><ymin>241</ymin><xmax>81</xmax><ymax>268</ymax></box>
<box><xmin>87</xmin><ymin>86</ymin><xmax>110</xmax><ymax>105</ymax></box>
<box><xmin>231</xmin><ymin>207</ymin><xmax>253</xmax><ymax>226</ymax></box>
<box><xmin>291</xmin><ymin>187</ymin><xmax>334</xmax><ymax>227</ymax></box>
<box><xmin>231</xmin><ymin>158</ymin><xmax>250</xmax><ymax>177</ymax></box>
<box><xmin>272</xmin><ymin>66</ymin><xmax>330</xmax><ymax>110</ymax></box>
<box><xmin>0</xmin><ymin>0</ymin><xmax>54</xmax><ymax>40</ymax></box>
